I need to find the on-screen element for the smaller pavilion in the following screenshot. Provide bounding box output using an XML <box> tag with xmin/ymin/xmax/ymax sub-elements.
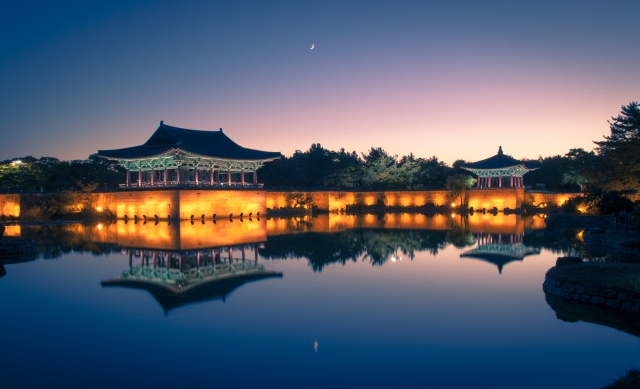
<box><xmin>461</xmin><ymin>147</ymin><xmax>538</xmax><ymax>188</ymax></box>
<box><xmin>98</xmin><ymin>122</ymin><xmax>281</xmax><ymax>189</ymax></box>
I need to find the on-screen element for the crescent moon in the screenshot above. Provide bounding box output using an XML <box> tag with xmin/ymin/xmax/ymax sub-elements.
<box><xmin>310</xmin><ymin>44</ymin><xmax>314</xmax><ymax>50</ymax></box>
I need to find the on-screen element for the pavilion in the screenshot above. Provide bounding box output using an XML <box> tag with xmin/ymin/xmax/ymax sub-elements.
<box><xmin>461</xmin><ymin>147</ymin><xmax>538</xmax><ymax>188</ymax></box>
<box><xmin>98</xmin><ymin>121</ymin><xmax>281</xmax><ymax>189</ymax></box>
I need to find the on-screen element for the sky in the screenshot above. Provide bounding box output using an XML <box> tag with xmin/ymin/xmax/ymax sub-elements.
<box><xmin>1</xmin><ymin>0</ymin><xmax>639</xmax><ymax>165</ymax></box>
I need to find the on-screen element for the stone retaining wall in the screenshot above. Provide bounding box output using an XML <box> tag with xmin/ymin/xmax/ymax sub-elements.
<box><xmin>0</xmin><ymin>237</ymin><xmax>38</xmax><ymax>257</ymax></box>
<box><xmin>543</xmin><ymin>275</ymin><xmax>640</xmax><ymax>314</ymax></box>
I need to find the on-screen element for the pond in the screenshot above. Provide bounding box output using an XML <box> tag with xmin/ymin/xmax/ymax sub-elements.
<box><xmin>0</xmin><ymin>213</ymin><xmax>638</xmax><ymax>389</ymax></box>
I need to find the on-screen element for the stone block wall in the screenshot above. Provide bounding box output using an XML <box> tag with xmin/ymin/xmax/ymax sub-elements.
<box><xmin>0</xmin><ymin>194</ymin><xmax>20</xmax><ymax>217</ymax></box>
<box><xmin>544</xmin><ymin>275</ymin><xmax>640</xmax><ymax>314</ymax></box>
<box><xmin>524</xmin><ymin>192</ymin><xmax>581</xmax><ymax>207</ymax></box>
<box><xmin>467</xmin><ymin>187</ymin><xmax>524</xmax><ymax>210</ymax></box>
<box><xmin>101</xmin><ymin>189</ymin><xmax>267</xmax><ymax>220</ymax></box>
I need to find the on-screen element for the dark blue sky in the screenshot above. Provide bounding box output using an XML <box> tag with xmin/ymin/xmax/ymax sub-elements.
<box><xmin>1</xmin><ymin>0</ymin><xmax>638</xmax><ymax>163</ymax></box>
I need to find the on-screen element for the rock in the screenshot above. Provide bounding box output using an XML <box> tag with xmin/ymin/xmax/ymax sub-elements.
<box><xmin>570</xmin><ymin>293</ymin><xmax>581</xmax><ymax>300</ymax></box>
<box><xmin>556</xmin><ymin>257</ymin><xmax>582</xmax><ymax>266</ymax></box>
<box><xmin>600</xmin><ymin>289</ymin><xmax>618</xmax><ymax>298</ymax></box>
<box><xmin>581</xmin><ymin>294</ymin><xmax>591</xmax><ymax>302</ymax></box>
<box><xmin>586</xmin><ymin>287</ymin><xmax>599</xmax><ymax>296</ymax></box>
<box><xmin>575</xmin><ymin>285</ymin><xmax>585</xmax><ymax>294</ymax></box>
<box><xmin>606</xmin><ymin>299</ymin><xmax>621</xmax><ymax>308</ymax></box>
<box><xmin>618</xmin><ymin>291</ymin><xmax>632</xmax><ymax>302</ymax></box>
<box><xmin>591</xmin><ymin>296</ymin><xmax>607</xmax><ymax>305</ymax></box>
<box><xmin>622</xmin><ymin>302</ymin><xmax>634</xmax><ymax>311</ymax></box>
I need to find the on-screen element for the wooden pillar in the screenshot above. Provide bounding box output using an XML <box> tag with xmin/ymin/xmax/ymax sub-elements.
<box><xmin>138</xmin><ymin>170</ymin><xmax>142</xmax><ymax>186</ymax></box>
<box><xmin>126</xmin><ymin>169</ymin><xmax>130</xmax><ymax>186</ymax></box>
<box><xmin>177</xmin><ymin>167</ymin><xmax>181</xmax><ymax>183</ymax></box>
<box><xmin>227</xmin><ymin>169</ymin><xmax>231</xmax><ymax>185</ymax></box>
<box><xmin>151</xmin><ymin>169</ymin><xmax>155</xmax><ymax>185</ymax></box>
<box><xmin>499</xmin><ymin>175</ymin><xmax>502</xmax><ymax>187</ymax></box>
<box><xmin>477</xmin><ymin>177</ymin><xmax>481</xmax><ymax>188</ymax></box>
<box><xmin>195</xmin><ymin>168</ymin><xmax>199</xmax><ymax>184</ymax></box>
<box><xmin>228</xmin><ymin>247</ymin><xmax>233</xmax><ymax>263</ymax></box>
<box><xmin>197</xmin><ymin>252</ymin><xmax>200</xmax><ymax>269</ymax></box>
<box><xmin>254</xmin><ymin>246</ymin><xmax>258</xmax><ymax>262</ymax></box>
<box><xmin>487</xmin><ymin>176</ymin><xmax>491</xmax><ymax>188</ymax></box>
<box><xmin>164</xmin><ymin>168</ymin><xmax>167</xmax><ymax>184</ymax></box>
<box><xmin>241</xmin><ymin>169</ymin><xmax>245</xmax><ymax>185</ymax></box>
<box><xmin>253</xmin><ymin>170</ymin><xmax>257</xmax><ymax>184</ymax></box>
<box><xmin>129</xmin><ymin>251</ymin><xmax>132</xmax><ymax>268</ymax></box>
<box><xmin>242</xmin><ymin>247</ymin><xmax>246</xmax><ymax>262</ymax></box>
<box><xmin>210</xmin><ymin>168</ymin><xmax>214</xmax><ymax>183</ymax></box>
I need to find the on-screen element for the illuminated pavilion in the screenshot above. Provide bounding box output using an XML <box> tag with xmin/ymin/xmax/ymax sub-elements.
<box><xmin>461</xmin><ymin>147</ymin><xmax>538</xmax><ymax>188</ymax></box>
<box><xmin>98</xmin><ymin>121</ymin><xmax>281</xmax><ymax>189</ymax></box>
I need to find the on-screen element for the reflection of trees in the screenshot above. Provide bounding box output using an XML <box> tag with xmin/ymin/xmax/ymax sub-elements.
<box><xmin>259</xmin><ymin>229</ymin><xmax>449</xmax><ymax>271</ymax></box>
<box><xmin>447</xmin><ymin>228</ymin><xmax>477</xmax><ymax>249</ymax></box>
<box><xmin>522</xmin><ymin>229</ymin><xmax>585</xmax><ymax>257</ymax></box>
<box><xmin>20</xmin><ymin>225</ymin><xmax>119</xmax><ymax>259</ymax></box>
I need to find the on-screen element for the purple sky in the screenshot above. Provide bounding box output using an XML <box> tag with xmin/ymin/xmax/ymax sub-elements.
<box><xmin>1</xmin><ymin>0</ymin><xmax>639</xmax><ymax>164</ymax></box>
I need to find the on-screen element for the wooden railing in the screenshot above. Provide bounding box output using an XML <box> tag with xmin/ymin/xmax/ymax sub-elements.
<box><xmin>118</xmin><ymin>181</ymin><xmax>264</xmax><ymax>189</ymax></box>
<box><xmin>613</xmin><ymin>216</ymin><xmax>640</xmax><ymax>235</ymax></box>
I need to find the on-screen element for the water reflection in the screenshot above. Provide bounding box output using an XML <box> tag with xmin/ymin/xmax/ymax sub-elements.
<box><xmin>260</xmin><ymin>214</ymin><xmax>560</xmax><ymax>271</ymax></box>
<box><xmin>102</xmin><ymin>246</ymin><xmax>282</xmax><ymax>313</ymax></box>
<box><xmin>460</xmin><ymin>233</ymin><xmax>540</xmax><ymax>274</ymax></box>
<box><xmin>545</xmin><ymin>293</ymin><xmax>640</xmax><ymax>337</ymax></box>
<box><xmin>5</xmin><ymin>214</ymin><xmax>578</xmax><ymax>276</ymax></box>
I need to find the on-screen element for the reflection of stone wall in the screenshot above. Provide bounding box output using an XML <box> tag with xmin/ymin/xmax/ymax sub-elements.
<box><xmin>114</xmin><ymin>219</ymin><xmax>267</xmax><ymax>250</ymax></box>
<box><xmin>265</xmin><ymin>213</ymin><xmax>534</xmax><ymax>236</ymax></box>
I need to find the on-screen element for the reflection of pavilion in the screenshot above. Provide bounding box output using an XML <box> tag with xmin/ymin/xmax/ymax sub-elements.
<box><xmin>102</xmin><ymin>245</ymin><xmax>282</xmax><ymax>313</ymax></box>
<box><xmin>460</xmin><ymin>233</ymin><xmax>540</xmax><ymax>274</ymax></box>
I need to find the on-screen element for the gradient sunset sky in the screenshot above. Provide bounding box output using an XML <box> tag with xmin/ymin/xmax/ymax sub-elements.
<box><xmin>1</xmin><ymin>0</ymin><xmax>638</xmax><ymax>164</ymax></box>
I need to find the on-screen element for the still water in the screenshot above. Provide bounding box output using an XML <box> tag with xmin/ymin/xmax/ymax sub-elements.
<box><xmin>0</xmin><ymin>214</ymin><xmax>638</xmax><ymax>389</ymax></box>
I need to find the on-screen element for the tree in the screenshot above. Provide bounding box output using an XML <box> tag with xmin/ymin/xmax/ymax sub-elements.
<box><xmin>0</xmin><ymin>158</ymin><xmax>45</xmax><ymax>191</ymax></box>
<box><xmin>360</xmin><ymin>147</ymin><xmax>396</xmax><ymax>188</ymax></box>
<box><xmin>398</xmin><ymin>154</ymin><xmax>421</xmax><ymax>189</ymax></box>
<box><xmin>446</xmin><ymin>174</ymin><xmax>476</xmax><ymax>207</ymax></box>
<box><xmin>594</xmin><ymin>101</ymin><xmax>640</xmax><ymax>194</ymax></box>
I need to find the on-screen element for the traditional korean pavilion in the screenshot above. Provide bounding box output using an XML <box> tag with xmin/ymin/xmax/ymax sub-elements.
<box><xmin>461</xmin><ymin>147</ymin><xmax>538</xmax><ymax>188</ymax></box>
<box><xmin>98</xmin><ymin>121</ymin><xmax>281</xmax><ymax>189</ymax></box>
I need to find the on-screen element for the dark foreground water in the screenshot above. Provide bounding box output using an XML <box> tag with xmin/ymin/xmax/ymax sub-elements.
<box><xmin>1</xmin><ymin>214</ymin><xmax>638</xmax><ymax>389</ymax></box>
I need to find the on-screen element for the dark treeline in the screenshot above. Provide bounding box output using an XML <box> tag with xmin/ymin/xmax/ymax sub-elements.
<box><xmin>0</xmin><ymin>154</ymin><xmax>125</xmax><ymax>192</ymax></box>
<box><xmin>258</xmin><ymin>144</ymin><xmax>457</xmax><ymax>189</ymax></box>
